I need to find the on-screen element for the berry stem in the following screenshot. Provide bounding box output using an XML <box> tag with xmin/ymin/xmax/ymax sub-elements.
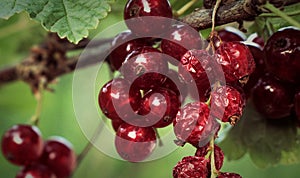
<box><xmin>263</xmin><ymin>2</ymin><xmax>300</xmax><ymax>28</ymax></box>
<box><xmin>174</xmin><ymin>0</ymin><xmax>198</xmax><ymax>17</ymax></box>
<box><xmin>30</xmin><ymin>77</ymin><xmax>46</xmax><ymax>126</ymax></box>
<box><xmin>207</xmin><ymin>0</ymin><xmax>222</xmax><ymax>52</ymax></box>
<box><xmin>75</xmin><ymin>123</ymin><xmax>104</xmax><ymax>169</ymax></box>
<box><xmin>209</xmin><ymin>137</ymin><xmax>218</xmax><ymax>178</ymax></box>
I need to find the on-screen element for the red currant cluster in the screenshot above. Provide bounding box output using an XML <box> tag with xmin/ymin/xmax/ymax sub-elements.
<box><xmin>1</xmin><ymin>124</ymin><xmax>76</xmax><ymax>178</ymax></box>
<box><xmin>98</xmin><ymin>0</ymin><xmax>257</xmax><ymax>177</ymax></box>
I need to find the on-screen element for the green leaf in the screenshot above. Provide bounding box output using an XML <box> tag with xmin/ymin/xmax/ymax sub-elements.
<box><xmin>0</xmin><ymin>0</ymin><xmax>28</xmax><ymax>19</ymax></box>
<box><xmin>0</xmin><ymin>0</ymin><xmax>112</xmax><ymax>44</ymax></box>
<box><xmin>29</xmin><ymin>0</ymin><xmax>111</xmax><ymax>44</ymax></box>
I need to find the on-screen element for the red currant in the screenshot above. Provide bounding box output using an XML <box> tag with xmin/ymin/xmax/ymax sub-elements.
<box><xmin>161</xmin><ymin>24</ymin><xmax>203</xmax><ymax>64</ymax></box>
<box><xmin>16</xmin><ymin>164</ymin><xmax>57</xmax><ymax>178</ymax></box>
<box><xmin>210</xmin><ymin>85</ymin><xmax>246</xmax><ymax>125</ymax></box>
<box><xmin>252</xmin><ymin>74</ymin><xmax>294</xmax><ymax>119</ymax></box>
<box><xmin>218</xmin><ymin>172</ymin><xmax>242</xmax><ymax>178</ymax></box>
<box><xmin>139</xmin><ymin>87</ymin><xmax>181</xmax><ymax>128</ymax></box>
<box><xmin>195</xmin><ymin>144</ymin><xmax>224</xmax><ymax>170</ymax></box>
<box><xmin>178</xmin><ymin>49</ymin><xmax>215</xmax><ymax>101</ymax></box>
<box><xmin>111</xmin><ymin>118</ymin><xmax>125</xmax><ymax>132</ymax></box>
<box><xmin>40</xmin><ymin>137</ymin><xmax>77</xmax><ymax>178</ymax></box>
<box><xmin>264</xmin><ymin>28</ymin><xmax>300</xmax><ymax>84</ymax></box>
<box><xmin>215</xmin><ymin>42</ymin><xmax>255</xmax><ymax>84</ymax></box>
<box><xmin>98</xmin><ymin>78</ymin><xmax>141</xmax><ymax>121</ymax></box>
<box><xmin>1</xmin><ymin>124</ymin><xmax>43</xmax><ymax>166</ymax></box>
<box><xmin>109</xmin><ymin>30</ymin><xmax>152</xmax><ymax>70</ymax></box>
<box><xmin>173</xmin><ymin>156</ymin><xmax>209</xmax><ymax>178</ymax></box>
<box><xmin>115</xmin><ymin>123</ymin><xmax>156</xmax><ymax>162</ymax></box>
<box><xmin>124</xmin><ymin>0</ymin><xmax>173</xmax><ymax>36</ymax></box>
<box><xmin>174</xmin><ymin>102</ymin><xmax>219</xmax><ymax>147</ymax></box>
<box><xmin>212</xmin><ymin>27</ymin><xmax>246</xmax><ymax>48</ymax></box>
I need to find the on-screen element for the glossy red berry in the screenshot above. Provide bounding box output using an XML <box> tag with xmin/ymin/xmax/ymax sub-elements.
<box><xmin>247</xmin><ymin>33</ymin><xmax>264</xmax><ymax>48</ymax></box>
<box><xmin>173</xmin><ymin>156</ymin><xmax>209</xmax><ymax>178</ymax></box>
<box><xmin>121</xmin><ymin>46</ymin><xmax>168</xmax><ymax>89</ymax></box>
<box><xmin>139</xmin><ymin>87</ymin><xmax>181</xmax><ymax>128</ymax></box>
<box><xmin>161</xmin><ymin>24</ymin><xmax>203</xmax><ymax>64</ymax></box>
<box><xmin>109</xmin><ymin>30</ymin><xmax>152</xmax><ymax>70</ymax></box>
<box><xmin>218</xmin><ymin>172</ymin><xmax>242</xmax><ymax>178</ymax></box>
<box><xmin>174</xmin><ymin>102</ymin><xmax>219</xmax><ymax>147</ymax></box>
<box><xmin>111</xmin><ymin>118</ymin><xmax>125</xmax><ymax>132</ymax></box>
<box><xmin>40</xmin><ymin>137</ymin><xmax>77</xmax><ymax>178</ymax></box>
<box><xmin>161</xmin><ymin>69</ymin><xmax>188</xmax><ymax>102</ymax></box>
<box><xmin>264</xmin><ymin>28</ymin><xmax>300</xmax><ymax>84</ymax></box>
<box><xmin>98</xmin><ymin>78</ymin><xmax>141</xmax><ymax>121</ymax></box>
<box><xmin>16</xmin><ymin>164</ymin><xmax>57</xmax><ymax>178</ymax></box>
<box><xmin>115</xmin><ymin>123</ymin><xmax>156</xmax><ymax>162</ymax></box>
<box><xmin>178</xmin><ymin>50</ymin><xmax>215</xmax><ymax>101</ymax></box>
<box><xmin>215</xmin><ymin>42</ymin><xmax>256</xmax><ymax>84</ymax></box>
<box><xmin>252</xmin><ymin>74</ymin><xmax>294</xmax><ymax>119</ymax></box>
<box><xmin>1</xmin><ymin>124</ymin><xmax>43</xmax><ymax>166</ymax></box>
<box><xmin>212</xmin><ymin>27</ymin><xmax>246</xmax><ymax>48</ymax></box>
<box><xmin>124</xmin><ymin>0</ymin><xmax>173</xmax><ymax>36</ymax></box>
<box><xmin>210</xmin><ymin>85</ymin><xmax>246</xmax><ymax>125</ymax></box>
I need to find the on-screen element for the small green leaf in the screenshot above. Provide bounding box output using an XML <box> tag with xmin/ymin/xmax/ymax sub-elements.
<box><xmin>0</xmin><ymin>0</ymin><xmax>27</xmax><ymax>19</ymax></box>
<box><xmin>29</xmin><ymin>0</ymin><xmax>111</xmax><ymax>44</ymax></box>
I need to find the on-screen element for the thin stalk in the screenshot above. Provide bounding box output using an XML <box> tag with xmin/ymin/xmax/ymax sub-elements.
<box><xmin>263</xmin><ymin>2</ymin><xmax>300</xmax><ymax>28</ymax></box>
<box><xmin>175</xmin><ymin>0</ymin><xmax>198</xmax><ymax>17</ymax></box>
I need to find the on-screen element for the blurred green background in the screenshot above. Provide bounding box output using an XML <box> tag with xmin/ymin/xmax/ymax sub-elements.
<box><xmin>1</xmin><ymin>1</ymin><xmax>300</xmax><ymax>178</ymax></box>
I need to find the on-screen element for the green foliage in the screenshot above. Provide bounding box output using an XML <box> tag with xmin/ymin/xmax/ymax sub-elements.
<box><xmin>220</xmin><ymin>102</ymin><xmax>299</xmax><ymax>168</ymax></box>
<box><xmin>0</xmin><ymin>0</ymin><xmax>112</xmax><ymax>44</ymax></box>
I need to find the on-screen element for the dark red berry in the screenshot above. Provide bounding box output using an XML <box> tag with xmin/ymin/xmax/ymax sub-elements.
<box><xmin>214</xmin><ymin>145</ymin><xmax>224</xmax><ymax>170</ymax></box>
<box><xmin>195</xmin><ymin>144</ymin><xmax>224</xmax><ymax>170</ymax></box>
<box><xmin>218</xmin><ymin>172</ymin><xmax>242</xmax><ymax>178</ymax></box>
<box><xmin>111</xmin><ymin>118</ymin><xmax>125</xmax><ymax>132</ymax></box>
<box><xmin>109</xmin><ymin>30</ymin><xmax>152</xmax><ymax>70</ymax></box>
<box><xmin>264</xmin><ymin>28</ymin><xmax>300</xmax><ymax>84</ymax></box>
<box><xmin>295</xmin><ymin>91</ymin><xmax>300</xmax><ymax>120</ymax></box>
<box><xmin>121</xmin><ymin>46</ymin><xmax>169</xmax><ymax>89</ymax></box>
<box><xmin>174</xmin><ymin>102</ymin><xmax>219</xmax><ymax>147</ymax></box>
<box><xmin>178</xmin><ymin>50</ymin><xmax>216</xmax><ymax>101</ymax></box>
<box><xmin>1</xmin><ymin>124</ymin><xmax>43</xmax><ymax>166</ymax></box>
<box><xmin>124</xmin><ymin>0</ymin><xmax>173</xmax><ymax>36</ymax></box>
<box><xmin>139</xmin><ymin>87</ymin><xmax>181</xmax><ymax>128</ymax></box>
<box><xmin>215</xmin><ymin>42</ymin><xmax>256</xmax><ymax>84</ymax></box>
<box><xmin>98</xmin><ymin>78</ymin><xmax>141</xmax><ymax>121</ymax></box>
<box><xmin>161</xmin><ymin>24</ymin><xmax>203</xmax><ymax>64</ymax></box>
<box><xmin>40</xmin><ymin>137</ymin><xmax>77</xmax><ymax>178</ymax></box>
<box><xmin>242</xmin><ymin>43</ymin><xmax>266</xmax><ymax>98</ymax></box>
<box><xmin>161</xmin><ymin>69</ymin><xmax>188</xmax><ymax>102</ymax></box>
<box><xmin>173</xmin><ymin>156</ymin><xmax>209</xmax><ymax>178</ymax></box>
<box><xmin>252</xmin><ymin>74</ymin><xmax>294</xmax><ymax>119</ymax></box>
<box><xmin>16</xmin><ymin>164</ymin><xmax>57</xmax><ymax>178</ymax></box>
<box><xmin>115</xmin><ymin>123</ymin><xmax>156</xmax><ymax>162</ymax></box>
<box><xmin>210</xmin><ymin>85</ymin><xmax>246</xmax><ymax>125</ymax></box>
<box><xmin>212</xmin><ymin>27</ymin><xmax>245</xmax><ymax>48</ymax></box>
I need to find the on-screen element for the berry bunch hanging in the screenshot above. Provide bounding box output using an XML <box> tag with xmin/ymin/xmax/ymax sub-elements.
<box><xmin>1</xmin><ymin>124</ymin><xmax>77</xmax><ymax>178</ymax></box>
<box><xmin>97</xmin><ymin>0</ymin><xmax>258</xmax><ymax>177</ymax></box>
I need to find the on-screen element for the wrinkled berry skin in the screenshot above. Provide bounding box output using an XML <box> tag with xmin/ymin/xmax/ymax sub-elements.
<box><xmin>252</xmin><ymin>75</ymin><xmax>294</xmax><ymax>119</ymax></box>
<box><xmin>139</xmin><ymin>87</ymin><xmax>181</xmax><ymax>128</ymax></box>
<box><xmin>1</xmin><ymin>125</ymin><xmax>43</xmax><ymax>166</ymax></box>
<box><xmin>109</xmin><ymin>30</ymin><xmax>152</xmax><ymax>70</ymax></box>
<box><xmin>264</xmin><ymin>29</ymin><xmax>300</xmax><ymax>84</ymax></box>
<box><xmin>174</xmin><ymin>102</ymin><xmax>219</xmax><ymax>147</ymax></box>
<box><xmin>115</xmin><ymin>123</ymin><xmax>156</xmax><ymax>162</ymax></box>
<box><xmin>215</xmin><ymin>42</ymin><xmax>255</xmax><ymax>84</ymax></box>
<box><xmin>178</xmin><ymin>50</ymin><xmax>216</xmax><ymax>101</ymax></box>
<box><xmin>98</xmin><ymin>78</ymin><xmax>141</xmax><ymax>121</ymax></box>
<box><xmin>211</xmin><ymin>85</ymin><xmax>246</xmax><ymax>125</ymax></box>
<box><xmin>161</xmin><ymin>24</ymin><xmax>202</xmax><ymax>64</ymax></box>
<box><xmin>217</xmin><ymin>172</ymin><xmax>242</xmax><ymax>178</ymax></box>
<box><xmin>195</xmin><ymin>144</ymin><xmax>224</xmax><ymax>170</ymax></box>
<box><xmin>173</xmin><ymin>156</ymin><xmax>209</xmax><ymax>178</ymax></box>
<box><xmin>124</xmin><ymin>0</ymin><xmax>173</xmax><ymax>36</ymax></box>
<box><xmin>16</xmin><ymin>164</ymin><xmax>57</xmax><ymax>178</ymax></box>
